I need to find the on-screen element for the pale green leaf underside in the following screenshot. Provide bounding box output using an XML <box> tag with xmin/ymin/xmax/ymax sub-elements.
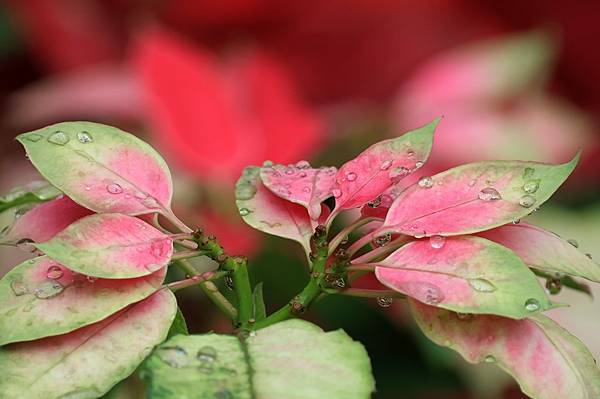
<box><xmin>143</xmin><ymin>319</ymin><xmax>375</xmax><ymax>399</ymax></box>
<box><xmin>0</xmin><ymin>290</ymin><xmax>177</xmax><ymax>399</ymax></box>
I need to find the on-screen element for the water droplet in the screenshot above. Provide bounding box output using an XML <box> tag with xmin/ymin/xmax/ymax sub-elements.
<box><xmin>346</xmin><ymin>172</ymin><xmax>357</xmax><ymax>181</ymax></box>
<box><xmin>299</xmin><ymin>171</ymin><xmax>307</xmax><ymax>178</ymax></box>
<box><xmin>34</xmin><ymin>279</ymin><xmax>64</xmax><ymax>299</ymax></box>
<box><xmin>332</xmin><ymin>188</ymin><xmax>342</xmax><ymax>198</ymax></box>
<box><xmin>456</xmin><ymin>312</ymin><xmax>473</xmax><ymax>321</ymax></box>
<box><xmin>76</xmin><ymin>131</ymin><xmax>93</xmax><ymax>143</ymax></box>
<box><xmin>47</xmin><ymin>131</ymin><xmax>70</xmax><ymax>145</ymax></box>
<box><xmin>373</xmin><ymin>233</ymin><xmax>392</xmax><ymax>247</ymax></box>
<box><xmin>586</xmin><ymin>253</ymin><xmax>593</xmax><ymax>259</ymax></box>
<box><xmin>400</xmin><ymin>282</ymin><xmax>444</xmax><ymax>305</ymax></box>
<box><xmin>224</xmin><ymin>276</ymin><xmax>234</xmax><ymax>291</ymax></box>
<box><xmin>86</xmin><ymin>276</ymin><xmax>97</xmax><ymax>283</ymax></box>
<box><xmin>545</xmin><ymin>278</ymin><xmax>562</xmax><ymax>295</ymax></box>
<box><xmin>512</xmin><ymin>218</ymin><xmax>521</xmax><ymax>225</ymax></box>
<box><xmin>418</xmin><ymin>176</ymin><xmax>433</xmax><ymax>188</ymax></box>
<box><xmin>468</xmin><ymin>278</ymin><xmax>497</xmax><ymax>293</ymax></box>
<box><xmin>377</xmin><ymin>297</ymin><xmax>393</xmax><ymax>307</ymax></box>
<box><xmin>84</xmin><ymin>185</ymin><xmax>92</xmax><ymax>191</ymax></box>
<box><xmin>285</xmin><ymin>167</ymin><xmax>295</xmax><ymax>175</ymax></box>
<box><xmin>239</xmin><ymin>208</ymin><xmax>251</xmax><ymax>216</ymax></box>
<box><xmin>415</xmin><ymin>161</ymin><xmax>424</xmax><ymax>169</ymax></box>
<box><xmin>197</xmin><ymin>346</ymin><xmax>217</xmax><ymax>363</ymax></box>
<box><xmin>519</xmin><ymin>195</ymin><xmax>536</xmax><ymax>208</ymax></box>
<box><xmin>567</xmin><ymin>239</ymin><xmax>579</xmax><ymax>248</ymax></box>
<box><xmin>380</xmin><ymin>160</ymin><xmax>393</xmax><ymax>170</ymax></box>
<box><xmin>235</xmin><ymin>183</ymin><xmax>257</xmax><ymax>201</ymax></box>
<box><xmin>25</xmin><ymin>134</ymin><xmax>43</xmax><ymax>142</ymax></box>
<box><xmin>16</xmin><ymin>238</ymin><xmax>36</xmax><ymax>253</ymax></box>
<box><xmin>296</xmin><ymin>160</ymin><xmax>311</xmax><ymax>169</ymax></box>
<box><xmin>429</xmin><ymin>235</ymin><xmax>445</xmax><ymax>249</ymax></box>
<box><xmin>106</xmin><ymin>183</ymin><xmax>123</xmax><ymax>194</ymax></box>
<box><xmin>523</xmin><ymin>179</ymin><xmax>539</xmax><ymax>194</ymax></box>
<box><xmin>157</xmin><ymin>346</ymin><xmax>189</xmax><ymax>368</ymax></box>
<box><xmin>46</xmin><ymin>265</ymin><xmax>63</xmax><ymax>279</ymax></box>
<box><xmin>523</xmin><ymin>167</ymin><xmax>535</xmax><ymax>180</ymax></box>
<box><xmin>262</xmin><ymin>160</ymin><xmax>273</xmax><ymax>167</ymax></box>
<box><xmin>484</xmin><ymin>355</ymin><xmax>496</xmax><ymax>363</ymax></box>
<box><xmin>478</xmin><ymin>187</ymin><xmax>502</xmax><ymax>201</ymax></box>
<box><xmin>367</xmin><ymin>196</ymin><xmax>382</xmax><ymax>208</ymax></box>
<box><xmin>524</xmin><ymin>298</ymin><xmax>540</xmax><ymax>312</ymax></box>
<box><xmin>334</xmin><ymin>278</ymin><xmax>346</xmax><ymax>288</ymax></box>
<box><xmin>10</xmin><ymin>280</ymin><xmax>28</xmax><ymax>296</ymax></box>
<box><xmin>406</xmin><ymin>149</ymin><xmax>415</xmax><ymax>157</ymax></box>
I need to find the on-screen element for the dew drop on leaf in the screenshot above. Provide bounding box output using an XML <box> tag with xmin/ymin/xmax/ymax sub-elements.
<box><xmin>373</xmin><ymin>233</ymin><xmax>391</xmax><ymax>247</ymax></box>
<box><xmin>522</xmin><ymin>179</ymin><xmax>539</xmax><ymax>194</ymax></box>
<box><xmin>332</xmin><ymin>189</ymin><xmax>342</xmax><ymax>198</ymax></box>
<box><xmin>262</xmin><ymin>160</ymin><xmax>273</xmax><ymax>167</ymax></box>
<box><xmin>524</xmin><ymin>298</ymin><xmax>540</xmax><ymax>312</ymax></box>
<box><xmin>235</xmin><ymin>184</ymin><xmax>257</xmax><ymax>201</ymax></box>
<box><xmin>106</xmin><ymin>183</ymin><xmax>123</xmax><ymax>194</ymax></box>
<box><xmin>46</xmin><ymin>265</ymin><xmax>63</xmax><ymax>279</ymax></box>
<box><xmin>25</xmin><ymin>133</ymin><xmax>42</xmax><ymax>142</ymax></box>
<box><xmin>34</xmin><ymin>279</ymin><xmax>64</xmax><ymax>299</ymax></box>
<box><xmin>346</xmin><ymin>172</ymin><xmax>357</xmax><ymax>181</ymax></box>
<box><xmin>47</xmin><ymin>131</ymin><xmax>70</xmax><ymax>145</ymax></box>
<box><xmin>467</xmin><ymin>278</ymin><xmax>497</xmax><ymax>293</ymax></box>
<box><xmin>512</xmin><ymin>218</ymin><xmax>521</xmax><ymax>225</ymax></box>
<box><xmin>367</xmin><ymin>196</ymin><xmax>382</xmax><ymax>208</ymax></box>
<box><xmin>10</xmin><ymin>279</ymin><xmax>28</xmax><ymax>296</ymax></box>
<box><xmin>429</xmin><ymin>235</ymin><xmax>445</xmax><ymax>249</ymax></box>
<box><xmin>239</xmin><ymin>208</ymin><xmax>251</xmax><ymax>216</ymax></box>
<box><xmin>484</xmin><ymin>355</ymin><xmax>497</xmax><ymax>364</ymax></box>
<box><xmin>456</xmin><ymin>312</ymin><xmax>473</xmax><ymax>321</ymax></box>
<box><xmin>478</xmin><ymin>187</ymin><xmax>502</xmax><ymax>202</ymax></box>
<box><xmin>197</xmin><ymin>346</ymin><xmax>217</xmax><ymax>363</ymax></box>
<box><xmin>86</xmin><ymin>276</ymin><xmax>98</xmax><ymax>283</ymax></box>
<box><xmin>418</xmin><ymin>176</ymin><xmax>433</xmax><ymax>188</ymax></box>
<box><xmin>380</xmin><ymin>160</ymin><xmax>393</xmax><ymax>170</ymax></box>
<box><xmin>519</xmin><ymin>195</ymin><xmax>536</xmax><ymax>208</ymax></box>
<box><xmin>296</xmin><ymin>160</ymin><xmax>310</xmax><ymax>169</ymax></box>
<box><xmin>567</xmin><ymin>238</ymin><xmax>579</xmax><ymax>248</ymax></box>
<box><xmin>285</xmin><ymin>167</ymin><xmax>295</xmax><ymax>175</ymax></box>
<box><xmin>16</xmin><ymin>238</ymin><xmax>36</xmax><ymax>253</ymax></box>
<box><xmin>523</xmin><ymin>167</ymin><xmax>535</xmax><ymax>180</ymax></box>
<box><xmin>545</xmin><ymin>278</ymin><xmax>562</xmax><ymax>295</ymax></box>
<box><xmin>377</xmin><ymin>296</ymin><xmax>393</xmax><ymax>307</ymax></box>
<box><xmin>415</xmin><ymin>161</ymin><xmax>424</xmax><ymax>169</ymax></box>
<box><xmin>76</xmin><ymin>131</ymin><xmax>93</xmax><ymax>143</ymax></box>
<box><xmin>157</xmin><ymin>346</ymin><xmax>189</xmax><ymax>368</ymax></box>
<box><xmin>224</xmin><ymin>276</ymin><xmax>234</xmax><ymax>291</ymax></box>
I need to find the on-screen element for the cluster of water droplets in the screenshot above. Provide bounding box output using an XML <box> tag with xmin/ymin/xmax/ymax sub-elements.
<box><xmin>376</xmin><ymin>296</ymin><xmax>393</xmax><ymax>307</ymax></box>
<box><xmin>373</xmin><ymin>233</ymin><xmax>392</xmax><ymax>247</ymax></box>
<box><xmin>519</xmin><ymin>168</ymin><xmax>539</xmax><ymax>209</ymax></box>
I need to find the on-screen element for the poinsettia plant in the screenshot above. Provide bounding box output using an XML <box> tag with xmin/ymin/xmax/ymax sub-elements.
<box><xmin>0</xmin><ymin>120</ymin><xmax>599</xmax><ymax>399</ymax></box>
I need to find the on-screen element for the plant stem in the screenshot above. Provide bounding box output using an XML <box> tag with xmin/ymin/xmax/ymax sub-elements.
<box><xmin>350</xmin><ymin>235</ymin><xmax>410</xmax><ymax>264</ymax></box>
<box><xmin>162</xmin><ymin>208</ymin><xmax>193</xmax><ymax>233</ymax></box>
<box><xmin>170</xmin><ymin>250</ymin><xmax>209</xmax><ymax>260</ymax></box>
<box><xmin>173</xmin><ymin>259</ymin><xmax>238</xmax><ymax>320</ymax></box>
<box><xmin>253</xmin><ymin>226</ymin><xmax>329</xmax><ymax>330</ymax></box>
<box><xmin>323</xmin><ymin>287</ymin><xmax>406</xmax><ymax>299</ymax></box>
<box><xmin>166</xmin><ymin>270</ymin><xmax>230</xmax><ymax>291</ymax></box>
<box><xmin>328</xmin><ymin>217</ymin><xmax>380</xmax><ymax>256</ymax></box>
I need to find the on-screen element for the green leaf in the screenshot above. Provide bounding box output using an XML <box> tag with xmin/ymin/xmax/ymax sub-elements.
<box><xmin>533</xmin><ymin>270</ymin><xmax>593</xmax><ymax>298</ymax></box>
<box><xmin>167</xmin><ymin>307</ymin><xmax>189</xmax><ymax>339</ymax></box>
<box><xmin>143</xmin><ymin>319</ymin><xmax>375</xmax><ymax>399</ymax></box>
<box><xmin>252</xmin><ymin>282</ymin><xmax>266</xmax><ymax>321</ymax></box>
<box><xmin>0</xmin><ymin>256</ymin><xmax>166</xmax><ymax>345</ymax></box>
<box><xmin>36</xmin><ymin>213</ymin><xmax>173</xmax><ymax>279</ymax></box>
<box><xmin>16</xmin><ymin>121</ymin><xmax>173</xmax><ymax>216</ymax></box>
<box><xmin>0</xmin><ymin>180</ymin><xmax>61</xmax><ymax>214</ymax></box>
<box><xmin>0</xmin><ymin>289</ymin><xmax>177</xmax><ymax>399</ymax></box>
<box><xmin>410</xmin><ymin>300</ymin><xmax>600</xmax><ymax>399</ymax></box>
<box><xmin>374</xmin><ymin>236</ymin><xmax>554</xmax><ymax>319</ymax></box>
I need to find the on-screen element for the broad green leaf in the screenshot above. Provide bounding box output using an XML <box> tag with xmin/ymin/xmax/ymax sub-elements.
<box><xmin>479</xmin><ymin>223</ymin><xmax>600</xmax><ymax>282</ymax></box>
<box><xmin>236</xmin><ymin>166</ymin><xmax>327</xmax><ymax>254</ymax></box>
<box><xmin>16</xmin><ymin>121</ymin><xmax>173</xmax><ymax>216</ymax></box>
<box><xmin>0</xmin><ymin>256</ymin><xmax>166</xmax><ymax>345</ymax></box>
<box><xmin>143</xmin><ymin>319</ymin><xmax>375</xmax><ymax>399</ymax></box>
<box><xmin>410</xmin><ymin>300</ymin><xmax>600</xmax><ymax>399</ymax></box>
<box><xmin>374</xmin><ymin>236</ymin><xmax>553</xmax><ymax>318</ymax></box>
<box><xmin>381</xmin><ymin>155</ymin><xmax>578</xmax><ymax>237</ymax></box>
<box><xmin>260</xmin><ymin>163</ymin><xmax>336</xmax><ymax>220</ymax></box>
<box><xmin>0</xmin><ymin>289</ymin><xmax>176</xmax><ymax>399</ymax></box>
<box><xmin>1</xmin><ymin>195</ymin><xmax>92</xmax><ymax>245</ymax></box>
<box><xmin>0</xmin><ymin>180</ymin><xmax>61</xmax><ymax>214</ymax></box>
<box><xmin>330</xmin><ymin>119</ymin><xmax>438</xmax><ymax>216</ymax></box>
<box><xmin>167</xmin><ymin>307</ymin><xmax>189</xmax><ymax>339</ymax></box>
<box><xmin>252</xmin><ymin>282</ymin><xmax>266</xmax><ymax>321</ymax></box>
<box><xmin>36</xmin><ymin>213</ymin><xmax>173</xmax><ymax>278</ymax></box>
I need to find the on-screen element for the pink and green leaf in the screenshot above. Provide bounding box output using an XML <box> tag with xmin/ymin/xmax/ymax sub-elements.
<box><xmin>410</xmin><ymin>301</ymin><xmax>600</xmax><ymax>399</ymax></box>
<box><xmin>479</xmin><ymin>223</ymin><xmax>600</xmax><ymax>283</ymax></box>
<box><xmin>330</xmin><ymin>119</ymin><xmax>438</xmax><ymax>216</ymax></box>
<box><xmin>0</xmin><ymin>256</ymin><xmax>167</xmax><ymax>345</ymax></box>
<box><xmin>0</xmin><ymin>289</ymin><xmax>176</xmax><ymax>398</ymax></box>
<box><xmin>0</xmin><ymin>195</ymin><xmax>93</xmax><ymax>245</ymax></box>
<box><xmin>260</xmin><ymin>163</ymin><xmax>336</xmax><ymax>220</ymax></box>
<box><xmin>236</xmin><ymin>166</ymin><xmax>327</xmax><ymax>254</ymax></box>
<box><xmin>16</xmin><ymin>121</ymin><xmax>173</xmax><ymax>216</ymax></box>
<box><xmin>381</xmin><ymin>155</ymin><xmax>579</xmax><ymax>237</ymax></box>
<box><xmin>36</xmin><ymin>213</ymin><xmax>173</xmax><ymax>279</ymax></box>
<box><xmin>374</xmin><ymin>236</ymin><xmax>553</xmax><ymax>319</ymax></box>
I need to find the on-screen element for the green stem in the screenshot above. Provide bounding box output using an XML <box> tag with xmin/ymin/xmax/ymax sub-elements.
<box><xmin>166</xmin><ymin>270</ymin><xmax>230</xmax><ymax>291</ymax></box>
<box><xmin>328</xmin><ymin>217</ymin><xmax>380</xmax><ymax>256</ymax></box>
<box><xmin>170</xmin><ymin>250</ymin><xmax>210</xmax><ymax>260</ymax></box>
<box><xmin>323</xmin><ymin>287</ymin><xmax>405</xmax><ymax>299</ymax></box>
<box><xmin>173</xmin><ymin>259</ymin><xmax>238</xmax><ymax>320</ymax></box>
<box><xmin>253</xmin><ymin>226</ymin><xmax>329</xmax><ymax>330</ymax></box>
<box><xmin>350</xmin><ymin>235</ymin><xmax>410</xmax><ymax>264</ymax></box>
